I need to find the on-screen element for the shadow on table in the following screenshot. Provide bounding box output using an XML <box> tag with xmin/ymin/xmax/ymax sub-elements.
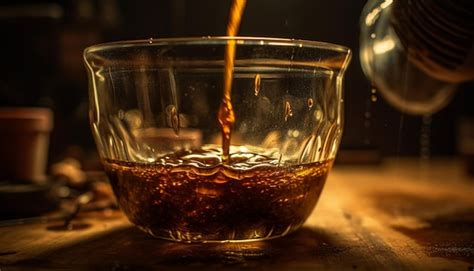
<box><xmin>369</xmin><ymin>190</ymin><xmax>474</xmax><ymax>264</ymax></box>
<box><xmin>13</xmin><ymin>225</ymin><xmax>355</xmax><ymax>270</ymax></box>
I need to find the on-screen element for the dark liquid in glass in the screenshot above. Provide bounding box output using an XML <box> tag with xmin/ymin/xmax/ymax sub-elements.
<box><xmin>104</xmin><ymin>147</ymin><xmax>331</xmax><ymax>242</ymax></box>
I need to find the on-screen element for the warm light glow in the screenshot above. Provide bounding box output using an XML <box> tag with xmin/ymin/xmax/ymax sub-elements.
<box><xmin>373</xmin><ymin>38</ymin><xmax>395</xmax><ymax>55</ymax></box>
<box><xmin>365</xmin><ymin>0</ymin><xmax>393</xmax><ymax>26</ymax></box>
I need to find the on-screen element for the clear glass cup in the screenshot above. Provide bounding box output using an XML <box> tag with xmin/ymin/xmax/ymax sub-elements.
<box><xmin>84</xmin><ymin>37</ymin><xmax>351</xmax><ymax>242</ymax></box>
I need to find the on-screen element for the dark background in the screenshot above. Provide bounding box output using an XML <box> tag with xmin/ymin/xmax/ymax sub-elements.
<box><xmin>0</xmin><ymin>0</ymin><xmax>472</xmax><ymax>165</ymax></box>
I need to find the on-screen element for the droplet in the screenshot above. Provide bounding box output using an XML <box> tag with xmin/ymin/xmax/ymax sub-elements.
<box><xmin>364</xmin><ymin>84</ymin><xmax>376</xmax><ymax>146</ymax></box>
<box><xmin>284</xmin><ymin>101</ymin><xmax>293</xmax><ymax>121</ymax></box>
<box><xmin>307</xmin><ymin>98</ymin><xmax>314</xmax><ymax>109</ymax></box>
<box><xmin>149</xmin><ymin>38</ymin><xmax>153</xmax><ymax>44</ymax></box>
<box><xmin>254</xmin><ymin>74</ymin><xmax>261</xmax><ymax>96</ymax></box>
<box><xmin>167</xmin><ymin>105</ymin><xmax>180</xmax><ymax>135</ymax></box>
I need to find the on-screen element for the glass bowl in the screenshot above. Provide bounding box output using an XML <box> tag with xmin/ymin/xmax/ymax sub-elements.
<box><xmin>84</xmin><ymin>37</ymin><xmax>351</xmax><ymax>242</ymax></box>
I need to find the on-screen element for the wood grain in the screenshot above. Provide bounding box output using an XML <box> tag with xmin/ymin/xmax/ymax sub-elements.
<box><xmin>0</xmin><ymin>158</ymin><xmax>473</xmax><ymax>270</ymax></box>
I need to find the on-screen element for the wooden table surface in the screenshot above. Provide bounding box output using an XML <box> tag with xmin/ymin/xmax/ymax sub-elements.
<box><xmin>0</xmin><ymin>158</ymin><xmax>473</xmax><ymax>270</ymax></box>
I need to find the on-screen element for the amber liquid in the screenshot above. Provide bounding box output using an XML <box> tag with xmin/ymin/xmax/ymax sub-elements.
<box><xmin>104</xmin><ymin>146</ymin><xmax>332</xmax><ymax>242</ymax></box>
<box><xmin>218</xmin><ymin>0</ymin><xmax>246</xmax><ymax>163</ymax></box>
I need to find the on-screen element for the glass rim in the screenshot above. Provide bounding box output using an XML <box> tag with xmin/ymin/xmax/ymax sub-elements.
<box><xmin>84</xmin><ymin>36</ymin><xmax>351</xmax><ymax>55</ymax></box>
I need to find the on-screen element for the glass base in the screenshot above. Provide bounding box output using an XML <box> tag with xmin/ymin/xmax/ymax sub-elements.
<box><xmin>137</xmin><ymin>223</ymin><xmax>302</xmax><ymax>243</ymax></box>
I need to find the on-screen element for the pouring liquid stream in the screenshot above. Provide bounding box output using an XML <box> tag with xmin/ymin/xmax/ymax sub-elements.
<box><xmin>218</xmin><ymin>0</ymin><xmax>247</xmax><ymax>163</ymax></box>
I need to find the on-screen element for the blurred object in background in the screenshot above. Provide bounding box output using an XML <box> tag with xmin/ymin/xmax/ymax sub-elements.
<box><xmin>0</xmin><ymin>107</ymin><xmax>58</xmax><ymax>218</ymax></box>
<box><xmin>50</xmin><ymin>158</ymin><xmax>87</xmax><ymax>188</ymax></box>
<box><xmin>0</xmin><ymin>108</ymin><xmax>53</xmax><ymax>183</ymax></box>
<box><xmin>360</xmin><ymin>0</ymin><xmax>474</xmax><ymax>115</ymax></box>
